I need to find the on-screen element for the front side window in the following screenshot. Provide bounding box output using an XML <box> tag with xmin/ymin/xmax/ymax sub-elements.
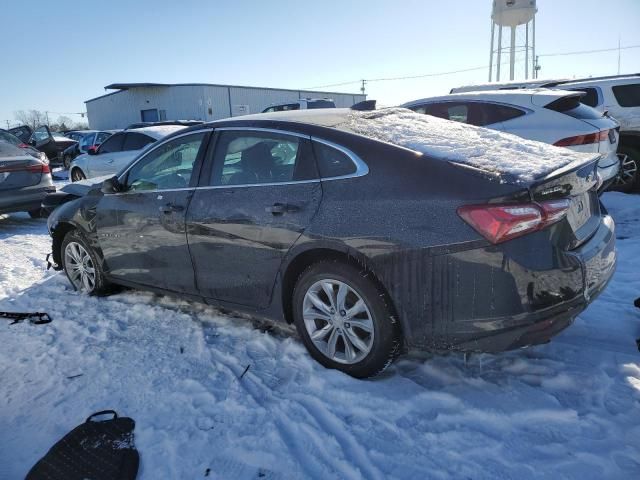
<box><xmin>32</xmin><ymin>126</ymin><xmax>50</xmax><ymax>142</ymax></box>
<box><xmin>96</xmin><ymin>132</ymin><xmax>111</xmax><ymax>145</ymax></box>
<box><xmin>473</xmin><ymin>103</ymin><xmax>526</xmax><ymax>126</ymax></box>
<box><xmin>99</xmin><ymin>133</ymin><xmax>125</xmax><ymax>153</ymax></box>
<box><xmin>123</xmin><ymin>133</ymin><xmax>155</xmax><ymax>151</ymax></box>
<box><xmin>210</xmin><ymin>130</ymin><xmax>315</xmax><ymax>186</ymax></box>
<box><xmin>125</xmin><ymin>133</ymin><xmax>205</xmax><ymax>192</ymax></box>
<box><xmin>612</xmin><ymin>83</ymin><xmax>640</xmax><ymax>107</ymax></box>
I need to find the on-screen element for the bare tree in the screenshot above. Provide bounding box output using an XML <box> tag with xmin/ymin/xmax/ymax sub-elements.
<box><xmin>14</xmin><ymin>110</ymin><xmax>47</xmax><ymax>129</ymax></box>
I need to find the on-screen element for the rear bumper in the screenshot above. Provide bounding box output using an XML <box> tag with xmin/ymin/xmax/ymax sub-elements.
<box><xmin>446</xmin><ymin>214</ymin><xmax>616</xmax><ymax>352</ymax></box>
<box><xmin>0</xmin><ymin>185</ymin><xmax>56</xmax><ymax>214</ymax></box>
<box><xmin>383</xmin><ymin>214</ymin><xmax>616</xmax><ymax>352</ymax></box>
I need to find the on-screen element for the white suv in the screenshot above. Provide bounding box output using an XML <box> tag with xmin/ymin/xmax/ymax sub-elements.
<box><xmin>402</xmin><ymin>89</ymin><xmax>620</xmax><ymax>191</ymax></box>
<box><xmin>451</xmin><ymin>74</ymin><xmax>640</xmax><ymax>192</ymax></box>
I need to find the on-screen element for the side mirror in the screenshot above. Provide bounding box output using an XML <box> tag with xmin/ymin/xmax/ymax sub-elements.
<box><xmin>87</xmin><ymin>146</ymin><xmax>98</xmax><ymax>155</ymax></box>
<box><xmin>101</xmin><ymin>176</ymin><xmax>122</xmax><ymax>194</ymax></box>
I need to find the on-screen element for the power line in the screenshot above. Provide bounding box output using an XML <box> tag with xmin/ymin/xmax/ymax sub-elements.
<box><xmin>305</xmin><ymin>44</ymin><xmax>640</xmax><ymax>91</ymax></box>
<box><xmin>538</xmin><ymin>44</ymin><xmax>640</xmax><ymax>58</ymax></box>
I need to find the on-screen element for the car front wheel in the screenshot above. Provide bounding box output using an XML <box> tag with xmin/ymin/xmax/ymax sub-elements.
<box><xmin>292</xmin><ymin>260</ymin><xmax>401</xmax><ymax>378</ymax></box>
<box><xmin>61</xmin><ymin>229</ymin><xmax>111</xmax><ymax>295</ymax></box>
<box><xmin>71</xmin><ymin>168</ymin><xmax>86</xmax><ymax>182</ymax></box>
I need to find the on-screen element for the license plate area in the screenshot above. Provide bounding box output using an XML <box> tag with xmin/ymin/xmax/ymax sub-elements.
<box><xmin>567</xmin><ymin>192</ymin><xmax>593</xmax><ymax>231</ymax></box>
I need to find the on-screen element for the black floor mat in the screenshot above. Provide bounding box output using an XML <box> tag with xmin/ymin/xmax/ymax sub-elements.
<box><xmin>26</xmin><ymin>410</ymin><xmax>139</xmax><ymax>480</ymax></box>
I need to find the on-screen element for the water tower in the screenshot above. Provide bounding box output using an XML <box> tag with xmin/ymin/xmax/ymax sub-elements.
<box><xmin>489</xmin><ymin>0</ymin><xmax>537</xmax><ymax>82</ymax></box>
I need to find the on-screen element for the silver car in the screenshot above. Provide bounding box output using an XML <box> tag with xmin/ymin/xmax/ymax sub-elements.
<box><xmin>0</xmin><ymin>142</ymin><xmax>55</xmax><ymax>218</ymax></box>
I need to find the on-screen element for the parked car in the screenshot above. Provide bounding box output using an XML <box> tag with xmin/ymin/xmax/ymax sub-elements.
<box><xmin>69</xmin><ymin>126</ymin><xmax>186</xmax><ymax>181</ymax></box>
<box><xmin>262</xmin><ymin>98</ymin><xmax>336</xmax><ymax>113</ymax></box>
<box><xmin>8</xmin><ymin>125</ymin><xmax>33</xmax><ymax>143</ymax></box>
<box><xmin>0</xmin><ymin>142</ymin><xmax>55</xmax><ymax>218</ymax></box>
<box><xmin>0</xmin><ymin>128</ymin><xmax>48</xmax><ymax>162</ymax></box>
<box><xmin>451</xmin><ymin>74</ymin><xmax>640</xmax><ymax>192</ymax></box>
<box><xmin>27</xmin><ymin>125</ymin><xmax>77</xmax><ymax>166</ymax></box>
<box><xmin>61</xmin><ymin>130</ymin><xmax>115</xmax><ymax>169</ymax></box>
<box><xmin>125</xmin><ymin>120</ymin><xmax>204</xmax><ymax>129</ymax></box>
<box><xmin>47</xmin><ymin>108</ymin><xmax>616</xmax><ymax>378</ymax></box>
<box><xmin>402</xmin><ymin>89</ymin><xmax>620</xmax><ymax>191</ymax></box>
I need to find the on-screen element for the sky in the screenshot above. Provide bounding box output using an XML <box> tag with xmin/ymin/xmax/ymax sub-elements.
<box><xmin>1</xmin><ymin>0</ymin><xmax>639</xmax><ymax>127</ymax></box>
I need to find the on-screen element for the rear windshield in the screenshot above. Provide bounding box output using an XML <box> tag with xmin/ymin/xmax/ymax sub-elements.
<box><xmin>545</xmin><ymin>96</ymin><xmax>603</xmax><ymax>120</ymax></box>
<box><xmin>307</xmin><ymin>100</ymin><xmax>336</xmax><ymax>109</ymax></box>
<box><xmin>0</xmin><ymin>130</ymin><xmax>21</xmax><ymax>146</ymax></box>
<box><xmin>612</xmin><ymin>83</ymin><xmax>640</xmax><ymax>107</ymax></box>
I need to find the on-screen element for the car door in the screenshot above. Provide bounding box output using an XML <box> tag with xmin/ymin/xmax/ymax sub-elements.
<box><xmin>87</xmin><ymin>132</ymin><xmax>125</xmax><ymax>177</ymax></box>
<box><xmin>187</xmin><ymin>128</ymin><xmax>322</xmax><ymax>308</ymax></box>
<box><xmin>95</xmin><ymin>130</ymin><xmax>210</xmax><ymax>292</ymax></box>
<box><xmin>29</xmin><ymin>125</ymin><xmax>57</xmax><ymax>159</ymax></box>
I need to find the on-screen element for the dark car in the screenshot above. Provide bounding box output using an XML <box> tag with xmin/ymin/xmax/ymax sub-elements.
<box><xmin>61</xmin><ymin>130</ymin><xmax>114</xmax><ymax>169</ymax></box>
<box><xmin>47</xmin><ymin>108</ymin><xmax>616</xmax><ymax>378</ymax></box>
<box><xmin>8</xmin><ymin>125</ymin><xmax>33</xmax><ymax>143</ymax></box>
<box><xmin>28</xmin><ymin>125</ymin><xmax>77</xmax><ymax>166</ymax></box>
<box><xmin>0</xmin><ymin>142</ymin><xmax>55</xmax><ymax>218</ymax></box>
<box><xmin>0</xmin><ymin>128</ymin><xmax>48</xmax><ymax>162</ymax></box>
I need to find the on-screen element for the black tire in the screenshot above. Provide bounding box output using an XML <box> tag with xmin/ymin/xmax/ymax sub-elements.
<box><xmin>292</xmin><ymin>260</ymin><xmax>401</xmax><ymax>378</ymax></box>
<box><xmin>63</xmin><ymin>154</ymin><xmax>72</xmax><ymax>170</ymax></box>
<box><xmin>611</xmin><ymin>147</ymin><xmax>639</xmax><ymax>193</ymax></box>
<box><xmin>61</xmin><ymin>229</ymin><xmax>111</xmax><ymax>295</ymax></box>
<box><xmin>71</xmin><ymin>168</ymin><xmax>86</xmax><ymax>182</ymax></box>
<box><xmin>28</xmin><ymin>208</ymin><xmax>44</xmax><ymax>219</ymax></box>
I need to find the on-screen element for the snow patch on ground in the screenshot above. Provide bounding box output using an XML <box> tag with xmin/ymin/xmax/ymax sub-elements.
<box><xmin>339</xmin><ymin>108</ymin><xmax>596</xmax><ymax>183</ymax></box>
<box><xmin>0</xmin><ymin>193</ymin><xmax>639</xmax><ymax>479</ymax></box>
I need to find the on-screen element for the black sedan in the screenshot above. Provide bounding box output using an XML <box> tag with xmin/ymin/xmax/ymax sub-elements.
<box><xmin>47</xmin><ymin>108</ymin><xmax>616</xmax><ymax>378</ymax></box>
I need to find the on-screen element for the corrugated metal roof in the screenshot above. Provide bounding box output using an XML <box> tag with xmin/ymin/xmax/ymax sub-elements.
<box><xmin>86</xmin><ymin>82</ymin><xmax>363</xmax><ymax>103</ymax></box>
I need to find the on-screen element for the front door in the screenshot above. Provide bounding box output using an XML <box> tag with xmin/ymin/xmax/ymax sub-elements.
<box><xmin>187</xmin><ymin>128</ymin><xmax>322</xmax><ymax>308</ymax></box>
<box><xmin>96</xmin><ymin>131</ymin><xmax>209</xmax><ymax>293</ymax></box>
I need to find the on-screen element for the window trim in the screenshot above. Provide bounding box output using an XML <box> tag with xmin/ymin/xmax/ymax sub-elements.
<box><xmin>115</xmin><ymin>126</ymin><xmax>369</xmax><ymax>193</ymax></box>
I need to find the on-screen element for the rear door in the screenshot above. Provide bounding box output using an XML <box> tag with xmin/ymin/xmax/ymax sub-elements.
<box><xmin>95</xmin><ymin>131</ymin><xmax>209</xmax><ymax>292</ymax></box>
<box><xmin>187</xmin><ymin>127</ymin><xmax>322</xmax><ymax>308</ymax></box>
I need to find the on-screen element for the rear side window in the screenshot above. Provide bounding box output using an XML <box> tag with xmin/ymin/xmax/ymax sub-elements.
<box><xmin>209</xmin><ymin>130</ymin><xmax>316</xmax><ymax>186</ymax></box>
<box><xmin>567</xmin><ymin>88</ymin><xmax>600</xmax><ymax>107</ymax></box>
<box><xmin>123</xmin><ymin>133</ymin><xmax>155</xmax><ymax>151</ymax></box>
<box><xmin>612</xmin><ymin>83</ymin><xmax>640</xmax><ymax>107</ymax></box>
<box><xmin>545</xmin><ymin>96</ymin><xmax>603</xmax><ymax>120</ymax></box>
<box><xmin>313</xmin><ymin>141</ymin><xmax>357</xmax><ymax>178</ymax></box>
<box><xmin>415</xmin><ymin>102</ymin><xmax>524</xmax><ymax>127</ymax></box>
<box><xmin>99</xmin><ymin>133</ymin><xmax>125</xmax><ymax>153</ymax></box>
<box><xmin>0</xmin><ymin>130</ymin><xmax>21</xmax><ymax>146</ymax></box>
<box><xmin>476</xmin><ymin>103</ymin><xmax>526</xmax><ymax>125</ymax></box>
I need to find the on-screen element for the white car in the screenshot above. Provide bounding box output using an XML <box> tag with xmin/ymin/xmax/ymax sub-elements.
<box><xmin>402</xmin><ymin>89</ymin><xmax>620</xmax><ymax>191</ymax></box>
<box><xmin>451</xmin><ymin>74</ymin><xmax>640</xmax><ymax>192</ymax></box>
<box><xmin>261</xmin><ymin>98</ymin><xmax>336</xmax><ymax>113</ymax></box>
<box><xmin>70</xmin><ymin>125</ymin><xmax>186</xmax><ymax>181</ymax></box>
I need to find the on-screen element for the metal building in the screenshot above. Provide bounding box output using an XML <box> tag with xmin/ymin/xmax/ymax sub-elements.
<box><xmin>85</xmin><ymin>83</ymin><xmax>366</xmax><ymax>129</ymax></box>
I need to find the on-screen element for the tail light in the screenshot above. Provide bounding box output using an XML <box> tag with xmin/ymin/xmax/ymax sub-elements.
<box><xmin>457</xmin><ymin>199</ymin><xmax>571</xmax><ymax>244</ymax></box>
<box><xmin>18</xmin><ymin>143</ymin><xmax>29</xmax><ymax>148</ymax></box>
<box><xmin>0</xmin><ymin>162</ymin><xmax>50</xmax><ymax>174</ymax></box>
<box><xmin>554</xmin><ymin>130</ymin><xmax>609</xmax><ymax>147</ymax></box>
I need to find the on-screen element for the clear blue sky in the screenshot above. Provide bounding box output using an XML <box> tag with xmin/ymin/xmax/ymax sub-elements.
<box><xmin>1</xmin><ymin>0</ymin><xmax>639</xmax><ymax>127</ymax></box>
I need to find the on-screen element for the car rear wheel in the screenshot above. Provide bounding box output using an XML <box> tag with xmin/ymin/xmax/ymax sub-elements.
<box><xmin>71</xmin><ymin>168</ymin><xmax>86</xmax><ymax>182</ymax></box>
<box><xmin>61</xmin><ymin>229</ymin><xmax>111</xmax><ymax>295</ymax></box>
<box><xmin>612</xmin><ymin>148</ymin><xmax>639</xmax><ymax>193</ymax></box>
<box><xmin>292</xmin><ymin>260</ymin><xmax>401</xmax><ymax>378</ymax></box>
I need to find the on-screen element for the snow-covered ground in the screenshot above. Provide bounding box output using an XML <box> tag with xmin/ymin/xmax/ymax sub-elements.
<box><xmin>0</xmin><ymin>190</ymin><xmax>639</xmax><ymax>479</ymax></box>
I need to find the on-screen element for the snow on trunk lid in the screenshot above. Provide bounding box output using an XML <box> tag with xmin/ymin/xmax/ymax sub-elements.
<box><xmin>337</xmin><ymin>108</ymin><xmax>599</xmax><ymax>184</ymax></box>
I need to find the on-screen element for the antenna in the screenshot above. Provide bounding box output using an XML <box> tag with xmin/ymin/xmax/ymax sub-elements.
<box><xmin>489</xmin><ymin>0</ymin><xmax>537</xmax><ymax>82</ymax></box>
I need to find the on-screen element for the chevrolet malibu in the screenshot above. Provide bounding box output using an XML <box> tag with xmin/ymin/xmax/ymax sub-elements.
<box><xmin>47</xmin><ymin>108</ymin><xmax>616</xmax><ymax>378</ymax></box>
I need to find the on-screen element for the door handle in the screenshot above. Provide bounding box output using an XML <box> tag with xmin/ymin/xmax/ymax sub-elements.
<box><xmin>266</xmin><ymin>203</ymin><xmax>299</xmax><ymax>215</ymax></box>
<box><xmin>159</xmin><ymin>203</ymin><xmax>185</xmax><ymax>214</ymax></box>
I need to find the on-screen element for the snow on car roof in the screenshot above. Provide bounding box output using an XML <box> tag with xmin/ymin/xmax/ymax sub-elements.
<box><xmin>130</xmin><ymin>125</ymin><xmax>187</xmax><ymax>139</ymax></box>
<box><xmin>248</xmin><ymin>108</ymin><xmax>595</xmax><ymax>183</ymax></box>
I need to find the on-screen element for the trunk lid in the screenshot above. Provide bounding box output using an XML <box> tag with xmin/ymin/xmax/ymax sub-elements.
<box><xmin>0</xmin><ymin>143</ymin><xmax>45</xmax><ymax>190</ymax></box>
<box><xmin>529</xmin><ymin>155</ymin><xmax>601</xmax><ymax>248</ymax></box>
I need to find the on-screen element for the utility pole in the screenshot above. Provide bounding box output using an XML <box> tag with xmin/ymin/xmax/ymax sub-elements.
<box><xmin>618</xmin><ymin>36</ymin><xmax>621</xmax><ymax>74</ymax></box>
<box><xmin>534</xmin><ymin>55</ymin><xmax>540</xmax><ymax>79</ymax></box>
<box><xmin>45</xmin><ymin>111</ymin><xmax>50</xmax><ymax>126</ymax></box>
<box><xmin>5</xmin><ymin>120</ymin><xmax>9</xmax><ymax>129</ymax></box>
<box><xmin>360</xmin><ymin>79</ymin><xmax>367</xmax><ymax>95</ymax></box>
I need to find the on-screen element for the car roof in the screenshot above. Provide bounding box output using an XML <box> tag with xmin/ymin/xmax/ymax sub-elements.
<box><xmin>402</xmin><ymin>89</ymin><xmax>582</xmax><ymax>109</ymax></box>
<box><xmin>553</xmin><ymin>74</ymin><xmax>640</xmax><ymax>88</ymax></box>
<box><xmin>122</xmin><ymin>125</ymin><xmax>187</xmax><ymax>139</ymax></box>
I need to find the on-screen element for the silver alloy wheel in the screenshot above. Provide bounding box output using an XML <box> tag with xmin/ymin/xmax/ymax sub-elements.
<box><xmin>302</xmin><ymin>278</ymin><xmax>375</xmax><ymax>364</ymax></box>
<box><xmin>64</xmin><ymin>241</ymin><xmax>96</xmax><ymax>293</ymax></box>
<box><xmin>615</xmin><ymin>154</ymin><xmax>638</xmax><ymax>187</ymax></box>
